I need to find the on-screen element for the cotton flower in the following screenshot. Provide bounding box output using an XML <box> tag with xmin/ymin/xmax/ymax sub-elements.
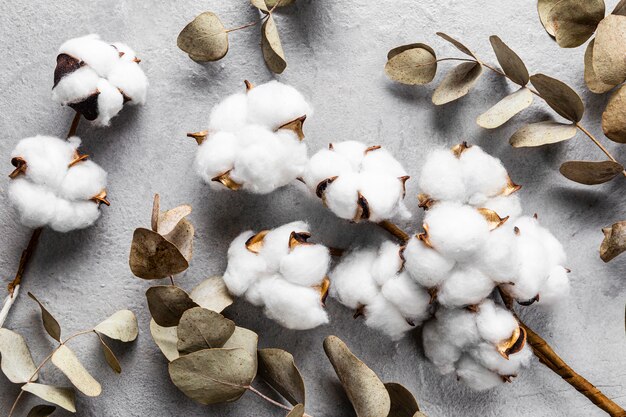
<box><xmin>52</xmin><ymin>34</ymin><xmax>148</xmax><ymax>126</ymax></box>
<box><xmin>223</xmin><ymin>221</ymin><xmax>330</xmax><ymax>330</ymax></box>
<box><xmin>303</xmin><ymin>141</ymin><xmax>410</xmax><ymax>222</ymax></box>
<box><xmin>8</xmin><ymin>135</ymin><xmax>108</xmax><ymax>232</ymax></box>
<box><xmin>193</xmin><ymin>81</ymin><xmax>311</xmax><ymax>194</ymax></box>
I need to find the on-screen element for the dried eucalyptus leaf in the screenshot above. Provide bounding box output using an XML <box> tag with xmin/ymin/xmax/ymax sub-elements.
<box><xmin>151</xmin><ymin>194</ymin><xmax>160</xmax><ymax>232</ymax></box>
<box><xmin>27</xmin><ymin>292</ymin><xmax>61</xmax><ymax>342</ymax></box>
<box><xmin>190</xmin><ymin>276</ymin><xmax>234</xmax><ymax>313</ymax></box>
<box><xmin>323</xmin><ymin>335</ymin><xmax>391</xmax><ymax>417</ymax></box>
<box><xmin>593</xmin><ymin>15</ymin><xmax>626</xmax><ymax>86</ymax></box>
<box><xmin>51</xmin><ymin>345</ymin><xmax>102</xmax><ymax>397</ymax></box>
<box><xmin>584</xmin><ymin>39</ymin><xmax>615</xmax><ymax>93</ymax></box>
<box><xmin>385</xmin><ymin>45</ymin><xmax>437</xmax><ymax>85</ymax></box>
<box><xmin>435</xmin><ymin>32</ymin><xmax>477</xmax><ymax>59</ymax></box>
<box><xmin>223</xmin><ymin>327</ymin><xmax>259</xmax><ymax>372</ymax></box>
<box><xmin>600</xmin><ymin>221</ymin><xmax>626</xmax><ymax>262</ymax></box>
<box><xmin>489</xmin><ymin>36</ymin><xmax>529</xmax><ymax>86</ymax></box>
<box><xmin>22</xmin><ymin>384</ymin><xmax>76</xmax><ymax>413</ymax></box>
<box><xmin>177</xmin><ymin>307</ymin><xmax>235</xmax><ymax>354</ymax></box>
<box><xmin>385</xmin><ymin>383</ymin><xmax>420</xmax><ymax>417</ymax></box>
<box><xmin>168</xmin><ymin>348</ymin><xmax>256</xmax><ymax>405</ymax></box>
<box><xmin>613</xmin><ymin>0</ymin><xmax>626</xmax><ymax>15</ymax></box>
<box><xmin>250</xmin><ymin>0</ymin><xmax>269</xmax><ymax>12</ymax></box>
<box><xmin>0</xmin><ymin>328</ymin><xmax>38</xmax><ymax>383</ymax></box>
<box><xmin>262</xmin><ymin>15</ymin><xmax>286</xmax><ymax>74</ymax></box>
<box><xmin>94</xmin><ymin>310</ymin><xmax>138</xmax><ymax>342</ymax></box>
<box><xmin>146</xmin><ymin>285</ymin><xmax>199</xmax><ymax>327</ymax></box>
<box><xmin>510</xmin><ymin>121</ymin><xmax>577</xmax><ymax>147</ymax></box>
<box><xmin>387</xmin><ymin>43</ymin><xmax>435</xmax><ymax>60</ymax></box>
<box><xmin>549</xmin><ymin>0</ymin><xmax>605</xmax><ymax>48</ymax></box>
<box><xmin>432</xmin><ymin>62</ymin><xmax>483</xmax><ymax>105</ymax></box>
<box><xmin>257</xmin><ymin>348</ymin><xmax>305</xmax><ymax>406</ymax></box>
<box><xmin>559</xmin><ymin>160</ymin><xmax>624</xmax><ymax>184</ymax></box>
<box><xmin>265</xmin><ymin>0</ymin><xmax>296</xmax><ymax>6</ymax></box>
<box><xmin>129</xmin><ymin>228</ymin><xmax>189</xmax><ymax>280</ymax></box>
<box><xmin>150</xmin><ymin>319</ymin><xmax>180</xmax><ymax>361</ymax></box>
<box><xmin>538</xmin><ymin>0</ymin><xmax>560</xmax><ymax>36</ymax></box>
<box><xmin>530</xmin><ymin>74</ymin><xmax>584</xmax><ymax>122</ymax></box>
<box><xmin>177</xmin><ymin>12</ymin><xmax>229</xmax><ymax>62</ymax></box>
<box><xmin>26</xmin><ymin>405</ymin><xmax>56</xmax><ymax>417</ymax></box>
<box><xmin>287</xmin><ymin>404</ymin><xmax>305</xmax><ymax>417</ymax></box>
<box><xmin>158</xmin><ymin>204</ymin><xmax>192</xmax><ymax>236</ymax></box>
<box><xmin>477</xmin><ymin>87</ymin><xmax>533</xmax><ymax>129</ymax></box>
<box><xmin>163</xmin><ymin>218</ymin><xmax>194</xmax><ymax>262</ymax></box>
<box><xmin>602</xmin><ymin>85</ymin><xmax>626</xmax><ymax>143</ymax></box>
<box><xmin>95</xmin><ymin>333</ymin><xmax>122</xmax><ymax>374</ymax></box>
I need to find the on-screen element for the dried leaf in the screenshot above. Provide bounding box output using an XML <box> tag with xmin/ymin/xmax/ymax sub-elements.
<box><xmin>158</xmin><ymin>204</ymin><xmax>192</xmax><ymax>236</ymax></box>
<box><xmin>432</xmin><ymin>62</ymin><xmax>483</xmax><ymax>105</ymax></box>
<box><xmin>510</xmin><ymin>121</ymin><xmax>577</xmax><ymax>147</ymax></box>
<box><xmin>163</xmin><ymin>218</ymin><xmax>194</xmax><ymax>262</ymax></box>
<box><xmin>177</xmin><ymin>12</ymin><xmax>228</xmax><ymax>62</ymax></box>
<box><xmin>223</xmin><ymin>327</ymin><xmax>259</xmax><ymax>372</ymax></box>
<box><xmin>26</xmin><ymin>405</ymin><xmax>56</xmax><ymax>417</ymax></box>
<box><xmin>94</xmin><ymin>310</ymin><xmax>138</xmax><ymax>342</ymax></box>
<box><xmin>190</xmin><ymin>276</ymin><xmax>234</xmax><ymax>313</ymax></box>
<box><xmin>602</xmin><ymin>86</ymin><xmax>626</xmax><ymax>143</ymax></box>
<box><xmin>385</xmin><ymin>383</ymin><xmax>420</xmax><ymax>417</ymax></box>
<box><xmin>613</xmin><ymin>0</ymin><xmax>626</xmax><ymax>15</ymax></box>
<box><xmin>559</xmin><ymin>160</ymin><xmax>624</xmax><ymax>184</ymax></box>
<box><xmin>592</xmin><ymin>15</ymin><xmax>626</xmax><ymax>85</ymax></box>
<box><xmin>265</xmin><ymin>0</ymin><xmax>296</xmax><ymax>6</ymax></box>
<box><xmin>384</xmin><ymin>45</ymin><xmax>437</xmax><ymax>85</ymax></box>
<box><xmin>177</xmin><ymin>307</ymin><xmax>235</xmax><ymax>354</ymax></box>
<box><xmin>549</xmin><ymin>0</ymin><xmax>605</xmax><ymax>48</ymax></box>
<box><xmin>27</xmin><ymin>293</ymin><xmax>61</xmax><ymax>342</ymax></box>
<box><xmin>323</xmin><ymin>335</ymin><xmax>391</xmax><ymax>417</ymax></box>
<box><xmin>151</xmin><ymin>194</ymin><xmax>160</xmax><ymax>232</ymax></box>
<box><xmin>168</xmin><ymin>348</ymin><xmax>256</xmax><ymax>404</ymax></box>
<box><xmin>287</xmin><ymin>404</ymin><xmax>305</xmax><ymax>417</ymax></box>
<box><xmin>262</xmin><ymin>15</ymin><xmax>286</xmax><ymax>74</ymax></box>
<box><xmin>250</xmin><ymin>0</ymin><xmax>269</xmax><ymax>12</ymax></box>
<box><xmin>435</xmin><ymin>32</ymin><xmax>477</xmax><ymax>59</ymax></box>
<box><xmin>146</xmin><ymin>285</ymin><xmax>199</xmax><ymax>327</ymax></box>
<box><xmin>489</xmin><ymin>36</ymin><xmax>529</xmax><ymax>86</ymax></box>
<box><xmin>51</xmin><ymin>345</ymin><xmax>101</xmax><ymax>397</ymax></box>
<box><xmin>257</xmin><ymin>348</ymin><xmax>305</xmax><ymax>406</ymax></box>
<box><xmin>129</xmin><ymin>228</ymin><xmax>189</xmax><ymax>280</ymax></box>
<box><xmin>95</xmin><ymin>333</ymin><xmax>121</xmax><ymax>373</ymax></box>
<box><xmin>584</xmin><ymin>39</ymin><xmax>615</xmax><ymax>93</ymax></box>
<box><xmin>150</xmin><ymin>319</ymin><xmax>179</xmax><ymax>361</ymax></box>
<box><xmin>530</xmin><ymin>74</ymin><xmax>584</xmax><ymax>122</ymax></box>
<box><xmin>538</xmin><ymin>0</ymin><xmax>560</xmax><ymax>36</ymax></box>
<box><xmin>477</xmin><ymin>87</ymin><xmax>533</xmax><ymax>128</ymax></box>
<box><xmin>22</xmin><ymin>384</ymin><xmax>75</xmax><ymax>413</ymax></box>
<box><xmin>0</xmin><ymin>328</ymin><xmax>38</xmax><ymax>383</ymax></box>
<box><xmin>600</xmin><ymin>221</ymin><xmax>626</xmax><ymax>262</ymax></box>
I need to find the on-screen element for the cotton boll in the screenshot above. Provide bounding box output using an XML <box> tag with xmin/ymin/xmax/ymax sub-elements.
<box><xmin>259</xmin><ymin>221</ymin><xmax>309</xmax><ymax>270</ymax></box>
<box><xmin>58</xmin><ymin>34</ymin><xmax>119</xmax><ymax>77</ymax></box>
<box><xmin>223</xmin><ymin>231</ymin><xmax>268</xmax><ymax>296</ymax></box>
<box><xmin>8</xmin><ymin>179</ymin><xmax>58</xmax><ymax>229</ymax></box>
<box><xmin>330</xmin><ymin>248</ymin><xmax>379</xmax><ymax>309</ymax></box>
<box><xmin>111</xmin><ymin>42</ymin><xmax>137</xmax><ymax>61</ymax></box>
<box><xmin>194</xmin><ymin>132</ymin><xmax>239</xmax><ymax>186</ymax></box>
<box><xmin>381</xmin><ymin>272</ymin><xmax>431</xmax><ymax>322</ymax></box>
<box><xmin>50</xmin><ymin>199</ymin><xmax>101</xmax><ymax>232</ymax></box>
<box><xmin>52</xmin><ymin>66</ymin><xmax>100</xmax><ymax>105</ymax></box>
<box><xmin>324</xmin><ymin>173</ymin><xmax>360</xmax><ymax>221</ymax></box>
<box><xmin>422</xmin><ymin>321</ymin><xmax>460</xmax><ymax>374</ymax></box>
<box><xmin>11</xmin><ymin>136</ymin><xmax>76</xmax><ymax>189</ymax></box>
<box><xmin>437</xmin><ymin>267</ymin><xmax>495</xmax><ymax>308</ymax></box>
<box><xmin>302</xmin><ymin>149</ymin><xmax>352</xmax><ymax>193</ymax></box>
<box><xmin>108</xmin><ymin>60</ymin><xmax>148</xmax><ymax>105</ymax></box>
<box><xmin>460</xmin><ymin>146</ymin><xmax>508</xmax><ymax>200</ymax></box>
<box><xmin>456</xmin><ymin>355</ymin><xmax>503</xmax><ymax>391</ymax></box>
<box><xmin>364</xmin><ymin>294</ymin><xmax>414</xmax><ymax>341</ymax></box>
<box><xmin>505</xmin><ymin>234</ymin><xmax>550</xmax><ymax>301</ymax></box>
<box><xmin>361</xmin><ymin>148</ymin><xmax>408</xmax><ymax>177</ymax></box>
<box><xmin>359</xmin><ymin>172</ymin><xmax>405</xmax><ymax>222</ymax></box>
<box><xmin>476</xmin><ymin>224</ymin><xmax>519</xmax><ymax>283</ymax></box>
<box><xmin>435</xmin><ymin>308</ymin><xmax>480</xmax><ymax>349</ymax></box>
<box><xmin>480</xmin><ymin>195</ymin><xmax>522</xmax><ymax>221</ymax></box>
<box><xmin>279</xmin><ymin>244</ymin><xmax>330</xmax><ymax>287</ymax></box>
<box><xmin>93</xmin><ymin>78</ymin><xmax>124</xmax><ymax>126</ymax></box>
<box><xmin>246</xmin><ymin>81</ymin><xmax>312</xmax><ymax>129</ymax></box>
<box><xmin>60</xmin><ymin>161</ymin><xmax>107</xmax><ymax>200</ymax></box>
<box><xmin>208</xmin><ymin>93</ymin><xmax>248</xmax><ymax>132</ymax></box>
<box><xmin>475</xmin><ymin>300</ymin><xmax>518</xmax><ymax>344</ymax></box>
<box><xmin>404</xmin><ymin>235</ymin><xmax>456</xmax><ymax>288</ymax></box>
<box><xmin>329</xmin><ymin>141</ymin><xmax>368</xmax><ymax>170</ymax></box>
<box><xmin>419</xmin><ymin>149</ymin><xmax>465</xmax><ymax>202</ymax></box>
<box><xmin>537</xmin><ymin>227</ymin><xmax>566</xmax><ymax>267</ymax></box>
<box><xmin>471</xmin><ymin>343</ymin><xmax>532</xmax><ymax>376</ymax></box>
<box><xmin>538</xmin><ymin>266</ymin><xmax>570</xmax><ymax>305</ymax></box>
<box><xmin>274</xmin><ymin>130</ymin><xmax>308</xmax><ymax>182</ymax></box>
<box><xmin>371</xmin><ymin>241</ymin><xmax>403</xmax><ymax>286</ymax></box>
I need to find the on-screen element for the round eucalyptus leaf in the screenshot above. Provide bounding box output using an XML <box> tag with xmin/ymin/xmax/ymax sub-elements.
<box><xmin>592</xmin><ymin>15</ymin><xmax>626</xmax><ymax>86</ymax></box>
<box><xmin>602</xmin><ymin>85</ymin><xmax>626</xmax><ymax>143</ymax></box>
<box><xmin>146</xmin><ymin>285</ymin><xmax>198</xmax><ymax>327</ymax></box>
<box><xmin>177</xmin><ymin>12</ymin><xmax>229</xmax><ymax>62</ymax></box>
<box><xmin>177</xmin><ymin>307</ymin><xmax>236</xmax><ymax>354</ymax></box>
<box><xmin>432</xmin><ymin>62</ymin><xmax>483</xmax><ymax>105</ymax></box>
<box><xmin>549</xmin><ymin>0</ymin><xmax>605</xmax><ymax>48</ymax></box>
<box><xmin>258</xmin><ymin>348</ymin><xmax>306</xmax><ymax>405</ymax></box>
<box><xmin>385</xmin><ymin>45</ymin><xmax>437</xmax><ymax>85</ymax></box>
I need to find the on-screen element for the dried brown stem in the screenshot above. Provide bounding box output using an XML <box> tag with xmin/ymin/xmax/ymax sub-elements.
<box><xmin>246</xmin><ymin>385</ymin><xmax>312</xmax><ymax>417</ymax></box>
<box><xmin>67</xmin><ymin>111</ymin><xmax>81</xmax><ymax>138</ymax></box>
<box><xmin>7</xmin><ymin>228</ymin><xmax>42</xmax><ymax>297</ymax></box>
<box><xmin>377</xmin><ymin>220</ymin><xmax>409</xmax><ymax>244</ymax></box>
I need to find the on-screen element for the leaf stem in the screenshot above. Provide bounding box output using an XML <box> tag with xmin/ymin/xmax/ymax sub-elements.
<box><xmin>226</xmin><ymin>18</ymin><xmax>264</xmax><ymax>33</ymax></box>
<box><xmin>247</xmin><ymin>385</ymin><xmax>312</xmax><ymax>417</ymax></box>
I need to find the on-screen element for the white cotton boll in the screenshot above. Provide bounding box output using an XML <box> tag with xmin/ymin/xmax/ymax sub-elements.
<box><xmin>359</xmin><ymin>172</ymin><xmax>405</xmax><ymax>222</ymax></box>
<box><xmin>361</xmin><ymin>148</ymin><xmax>408</xmax><ymax>177</ymax></box>
<box><xmin>456</xmin><ymin>355</ymin><xmax>503</xmax><ymax>391</ymax></box>
<box><xmin>438</xmin><ymin>267</ymin><xmax>495</xmax><ymax>308</ymax></box>
<box><xmin>223</xmin><ymin>231</ymin><xmax>268</xmax><ymax>296</ymax></box>
<box><xmin>108</xmin><ymin>60</ymin><xmax>148</xmax><ymax>105</ymax></box>
<box><xmin>471</xmin><ymin>343</ymin><xmax>532</xmax><ymax>376</ymax></box>
<box><xmin>50</xmin><ymin>199</ymin><xmax>100</xmax><ymax>232</ymax></box>
<box><xmin>476</xmin><ymin>224</ymin><xmax>519</xmax><ymax>283</ymax></box>
<box><xmin>422</xmin><ymin>321</ymin><xmax>460</xmax><ymax>374</ymax></box>
<box><xmin>8</xmin><ymin>179</ymin><xmax>58</xmax><ymax>229</ymax></box>
<box><xmin>279</xmin><ymin>244</ymin><xmax>330</xmax><ymax>287</ymax></box>
<box><xmin>475</xmin><ymin>300</ymin><xmax>518</xmax><ymax>344</ymax></box>
<box><xmin>60</xmin><ymin>161</ymin><xmax>107</xmax><ymax>200</ymax></box>
<box><xmin>329</xmin><ymin>141</ymin><xmax>368</xmax><ymax>171</ymax></box>
<box><xmin>58</xmin><ymin>34</ymin><xmax>119</xmax><ymax>77</ymax></box>
<box><xmin>537</xmin><ymin>227</ymin><xmax>566</xmax><ymax>267</ymax></box>
<box><xmin>381</xmin><ymin>272</ymin><xmax>431</xmax><ymax>322</ymax></box>
<box><xmin>538</xmin><ymin>266</ymin><xmax>570</xmax><ymax>305</ymax></box>
<box><xmin>93</xmin><ymin>78</ymin><xmax>124</xmax><ymax>126</ymax></box>
<box><xmin>330</xmin><ymin>248</ymin><xmax>379</xmax><ymax>309</ymax></box>
<box><xmin>259</xmin><ymin>221</ymin><xmax>309</xmax><ymax>270</ymax></box>
<box><xmin>435</xmin><ymin>308</ymin><xmax>480</xmax><ymax>348</ymax></box>
<box><xmin>324</xmin><ymin>173</ymin><xmax>360</xmax><ymax>221</ymax></box>
<box><xmin>460</xmin><ymin>146</ymin><xmax>508</xmax><ymax>199</ymax></box>
<box><xmin>364</xmin><ymin>294</ymin><xmax>414</xmax><ymax>341</ymax></box>
<box><xmin>425</xmin><ymin>202</ymin><xmax>490</xmax><ymax>261</ymax></box>
<box><xmin>505</xmin><ymin>234</ymin><xmax>550</xmax><ymax>301</ymax></box>
<box><xmin>111</xmin><ymin>42</ymin><xmax>137</xmax><ymax>61</ymax></box>
<box><xmin>11</xmin><ymin>136</ymin><xmax>76</xmax><ymax>189</ymax></box>
<box><xmin>52</xmin><ymin>66</ymin><xmax>100</xmax><ymax>105</ymax></box>
<box><xmin>274</xmin><ymin>130</ymin><xmax>308</xmax><ymax>182</ymax></box>
<box><xmin>302</xmin><ymin>149</ymin><xmax>352</xmax><ymax>193</ymax></box>
<box><xmin>404</xmin><ymin>235</ymin><xmax>456</xmax><ymax>288</ymax></box>
<box><xmin>194</xmin><ymin>132</ymin><xmax>239</xmax><ymax>186</ymax></box>
<box><xmin>419</xmin><ymin>149</ymin><xmax>465</xmax><ymax>202</ymax></box>
<box><xmin>372</xmin><ymin>241</ymin><xmax>403</xmax><ymax>286</ymax></box>
<box><xmin>208</xmin><ymin>93</ymin><xmax>248</xmax><ymax>132</ymax></box>
<box><xmin>480</xmin><ymin>195</ymin><xmax>522</xmax><ymax>221</ymax></box>
<box><xmin>246</xmin><ymin>81</ymin><xmax>312</xmax><ymax>129</ymax></box>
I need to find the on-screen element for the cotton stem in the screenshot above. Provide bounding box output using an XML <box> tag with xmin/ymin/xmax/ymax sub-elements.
<box><xmin>377</xmin><ymin>220</ymin><xmax>409</xmax><ymax>244</ymax></box>
<box><xmin>246</xmin><ymin>385</ymin><xmax>313</xmax><ymax>417</ymax></box>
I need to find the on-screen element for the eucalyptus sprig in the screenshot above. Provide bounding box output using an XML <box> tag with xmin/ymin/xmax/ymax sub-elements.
<box><xmin>384</xmin><ymin>33</ymin><xmax>626</xmax><ymax>186</ymax></box>
<box><xmin>0</xmin><ymin>294</ymin><xmax>138</xmax><ymax>416</ymax></box>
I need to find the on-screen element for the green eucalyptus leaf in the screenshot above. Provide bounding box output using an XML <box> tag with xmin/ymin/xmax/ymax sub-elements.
<box><xmin>385</xmin><ymin>382</ymin><xmax>420</xmax><ymax>417</ymax></box>
<box><xmin>0</xmin><ymin>328</ymin><xmax>38</xmax><ymax>383</ymax></box>
<box><xmin>477</xmin><ymin>87</ymin><xmax>533</xmax><ymax>129</ymax></box>
<box><xmin>146</xmin><ymin>285</ymin><xmax>199</xmax><ymax>327</ymax></box>
<box><xmin>432</xmin><ymin>62</ymin><xmax>483</xmax><ymax>105</ymax></box>
<box><xmin>51</xmin><ymin>345</ymin><xmax>101</xmax><ymax>397</ymax></box>
<box><xmin>177</xmin><ymin>12</ymin><xmax>229</xmax><ymax>62</ymax></box>
<box><xmin>549</xmin><ymin>0</ymin><xmax>605</xmax><ymax>48</ymax></box>
<box><xmin>530</xmin><ymin>73</ymin><xmax>584</xmax><ymax>122</ymax></box>
<box><xmin>489</xmin><ymin>35</ymin><xmax>529</xmax><ymax>86</ymax></box>
<box><xmin>559</xmin><ymin>160</ymin><xmax>624</xmax><ymax>184</ymax></box>
<box><xmin>94</xmin><ymin>309</ymin><xmax>138</xmax><ymax>342</ymax></box>
<box><xmin>384</xmin><ymin>44</ymin><xmax>437</xmax><ymax>85</ymax></box>
<box><xmin>27</xmin><ymin>293</ymin><xmax>61</xmax><ymax>342</ymax></box>
<box><xmin>177</xmin><ymin>307</ymin><xmax>235</xmax><ymax>354</ymax></box>
<box><xmin>22</xmin><ymin>383</ymin><xmax>76</xmax><ymax>413</ymax></box>
<box><xmin>509</xmin><ymin>121</ymin><xmax>577</xmax><ymax>147</ymax></box>
<box><xmin>257</xmin><ymin>348</ymin><xmax>305</xmax><ymax>406</ymax></box>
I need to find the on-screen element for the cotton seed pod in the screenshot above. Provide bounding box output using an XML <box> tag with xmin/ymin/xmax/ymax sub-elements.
<box><xmin>52</xmin><ymin>35</ymin><xmax>148</xmax><ymax>126</ymax></box>
<box><xmin>8</xmin><ymin>135</ymin><xmax>108</xmax><ymax>232</ymax></box>
<box><xmin>192</xmin><ymin>81</ymin><xmax>311</xmax><ymax>194</ymax></box>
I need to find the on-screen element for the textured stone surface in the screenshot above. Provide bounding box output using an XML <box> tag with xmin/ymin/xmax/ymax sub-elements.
<box><xmin>0</xmin><ymin>0</ymin><xmax>624</xmax><ymax>416</ymax></box>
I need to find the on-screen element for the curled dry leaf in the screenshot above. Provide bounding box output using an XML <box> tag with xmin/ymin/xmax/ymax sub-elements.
<box><xmin>168</xmin><ymin>348</ymin><xmax>256</xmax><ymax>405</ymax></box>
<box><xmin>538</xmin><ymin>0</ymin><xmax>560</xmax><ymax>36</ymax></box>
<box><xmin>0</xmin><ymin>328</ymin><xmax>38</xmax><ymax>383</ymax></box>
<box><xmin>151</xmin><ymin>194</ymin><xmax>160</xmax><ymax>232</ymax></box>
<box><xmin>163</xmin><ymin>218</ymin><xmax>194</xmax><ymax>262</ymax></box>
<box><xmin>548</xmin><ymin>0</ymin><xmax>605</xmax><ymax>48</ymax></box>
<box><xmin>150</xmin><ymin>319</ymin><xmax>180</xmax><ymax>361</ymax></box>
<box><xmin>323</xmin><ymin>335</ymin><xmax>391</xmax><ymax>417</ymax></box>
<box><xmin>592</xmin><ymin>15</ymin><xmax>626</xmax><ymax>86</ymax></box>
<box><xmin>190</xmin><ymin>276</ymin><xmax>234</xmax><ymax>313</ymax></box>
<box><xmin>27</xmin><ymin>292</ymin><xmax>61</xmax><ymax>342</ymax></box>
<box><xmin>146</xmin><ymin>285</ymin><xmax>199</xmax><ymax>327</ymax></box>
<box><xmin>94</xmin><ymin>309</ymin><xmax>139</xmax><ymax>342</ymax></box>
<box><xmin>287</xmin><ymin>404</ymin><xmax>305</xmax><ymax>417</ymax></box>
<box><xmin>95</xmin><ymin>333</ymin><xmax>122</xmax><ymax>374</ymax></box>
<box><xmin>489</xmin><ymin>36</ymin><xmax>529</xmax><ymax>86</ymax></box>
<box><xmin>384</xmin><ymin>44</ymin><xmax>437</xmax><ymax>85</ymax></box>
<box><xmin>265</xmin><ymin>0</ymin><xmax>296</xmax><ymax>7</ymax></box>
<box><xmin>26</xmin><ymin>405</ymin><xmax>56</xmax><ymax>417</ymax></box>
<box><xmin>251</xmin><ymin>0</ymin><xmax>270</xmax><ymax>12</ymax></box>
<box><xmin>600</xmin><ymin>221</ymin><xmax>626</xmax><ymax>262</ymax></box>
<box><xmin>509</xmin><ymin>121</ymin><xmax>577</xmax><ymax>147</ymax></box>
<box><xmin>435</xmin><ymin>32</ymin><xmax>477</xmax><ymax>59</ymax></box>
<box><xmin>177</xmin><ymin>12</ymin><xmax>229</xmax><ymax>62</ymax></box>
<box><xmin>257</xmin><ymin>348</ymin><xmax>305</xmax><ymax>406</ymax></box>
<box><xmin>477</xmin><ymin>87</ymin><xmax>533</xmax><ymax>129</ymax></box>
<box><xmin>22</xmin><ymin>383</ymin><xmax>75</xmax><ymax>413</ymax></box>
<box><xmin>262</xmin><ymin>15</ymin><xmax>287</xmax><ymax>74</ymax></box>
<box><xmin>177</xmin><ymin>307</ymin><xmax>236</xmax><ymax>354</ymax></box>
<box><xmin>613</xmin><ymin>0</ymin><xmax>626</xmax><ymax>15</ymax></box>
<box><xmin>51</xmin><ymin>345</ymin><xmax>102</xmax><ymax>397</ymax></box>
<box><xmin>559</xmin><ymin>160</ymin><xmax>624</xmax><ymax>184</ymax></box>
<box><xmin>385</xmin><ymin>382</ymin><xmax>421</xmax><ymax>417</ymax></box>
<box><xmin>602</xmin><ymin>85</ymin><xmax>626</xmax><ymax>143</ymax></box>
<box><xmin>530</xmin><ymin>74</ymin><xmax>584</xmax><ymax>122</ymax></box>
<box><xmin>158</xmin><ymin>204</ymin><xmax>192</xmax><ymax>236</ymax></box>
<box><xmin>129</xmin><ymin>228</ymin><xmax>189</xmax><ymax>280</ymax></box>
<box><xmin>584</xmin><ymin>40</ymin><xmax>614</xmax><ymax>93</ymax></box>
<box><xmin>432</xmin><ymin>62</ymin><xmax>483</xmax><ymax>105</ymax></box>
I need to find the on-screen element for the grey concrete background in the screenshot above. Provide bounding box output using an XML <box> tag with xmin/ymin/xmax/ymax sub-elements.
<box><xmin>0</xmin><ymin>0</ymin><xmax>624</xmax><ymax>416</ymax></box>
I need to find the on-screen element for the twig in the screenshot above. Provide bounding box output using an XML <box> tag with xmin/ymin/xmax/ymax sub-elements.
<box><xmin>67</xmin><ymin>112</ymin><xmax>81</xmax><ymax>138</ymax></box>
<box><xmin>226</xmin><ymin>0</ymin><xmax>284</xmax><ymax>33</ymax></box>
<box><xmin>247</xmin><ymin>385</ymin><xmax>312</xmax><ymax>417</ymax></box>
<box><xmin>377</xmin><ymin>220</ymin><xmax>409</xmax><ymax>244</ymax></box>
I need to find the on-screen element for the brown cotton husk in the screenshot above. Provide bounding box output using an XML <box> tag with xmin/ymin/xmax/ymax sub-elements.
<box><xmin>53</xmin><ymin>54</ymin><xmax>83</xmax><ymax>88</ymax></box>
<box><xmin>244</xmin><ymin>80</ymin><xmax>254</xmax><ymax>91</ymax></box>
<box><xmin>69</xmin><ymin>92</ymin><xmax>100</xmax><ymax>121</ymax></box>
<box><xmin>9</xmin><ymin>157</ymin><xmax>27</xmax><ymax>179</ymax></box>
<box><xmin>600</xmin><ymin>221</ymin><xmax>626</xmax><ymax>262</ymax></box>
<box><xmin>277</xmin><ymin>115</ymin><xmax>306</xmax><ymax>141</ymax></box>
<box><xmin>316</xmin><ymin>176</ymin><xmax>337</xmax><ymax>199</ymax></box>
<box><xmin>477</xmin><ymin>208</ymin><xmax>509</xmax><ymax>230</ymax></box>
<box><xmin>502</xmin><ymin>177</ymin><xmax>522</xmax><ymax>196</ymax></box>
<box><xmin>365</xmin><ymin>145</ymin><xmax>382</xmax><ymax>154</ymax></box>
<box><xmin>288</xmin><ymin>231</ymin><xmax>312</xmax><ymax>250</ymax></box>
<box><xmin>417</xmin><ymin>224</ymin><xmax>433</xmax><ymax>249</ymax></box>
<box><xmin>68</xmin><ymin>153</ymin><xmax>89</xmax><ymax>168</ymax></box>
<box><xmin>187</xmin><ymin>130</ymin><xmax>208</xmax><ymax>145</ymax></box>
<box><xmin>496</xmin><ymin>326</ymin><xmax>527</xmax><ymax>360</ymax></box>
<box><xmin>315</xmin><ymin>276</ymin><xmax>331</xmax><ymax>305</ymax></box>
<box><xmin>353</xmin><ymin>192</ymin><xmax>370</xmax><ymax>222</ymax></box>
<box><xmin>451</xmin><ymin>141</ymin><xmax>470</xmax><ymax>158</ymax></box>
<box><xmin>91</xmin><ymin>190</ymin><xmax>110</xmax><ymax>206</ymax></box>
<box><xmin>398</xmin><ymin>176</ymin><xmax>410</xmax><ymax>198</ymax></box>
<box><xmin>245</xmin><ymin>230</ymin><xmax>269</xmax><ymax>254</ymax></box>
<box><xmin>417</xmin><ymin>193</ymin><xmax>435</xmax><ymax>210</ymax></box>
<box><xmin>212</xmin><ymin>170</ymin><xmax>242</xmax><ymax>190</ymax></box>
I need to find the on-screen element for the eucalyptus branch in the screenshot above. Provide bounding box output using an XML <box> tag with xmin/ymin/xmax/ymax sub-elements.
<box><xmin>247</xmin><ymin>385</ymin><xmax>313</xmax><ymax>417</ymax></box>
